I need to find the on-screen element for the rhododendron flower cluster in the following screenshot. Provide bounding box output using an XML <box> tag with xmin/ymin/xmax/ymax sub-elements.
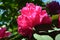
<box><xmin>17</xmin><ymin>3</ymin><xmax>52</xmax><ymax>37</ymax></box>
<box><xmin>0</xmin><ymin>26</ymin><xmax>11</xmax><ymax>39</ymax></box>
<box><xmin>46</xmin><ymin>1</ymin><xmax>60</xmax><ymax>14</ymax></box>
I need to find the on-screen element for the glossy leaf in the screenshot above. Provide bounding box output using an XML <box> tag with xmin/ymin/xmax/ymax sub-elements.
<box><xmin>55</xmin><ymin>34</ymin><xmax>60</xmax><ymax>40</ymax></box>
<box><xmin>33</xmin><ymin>33</ymin><xmax>53</xmax><ymax>40</ymax></box>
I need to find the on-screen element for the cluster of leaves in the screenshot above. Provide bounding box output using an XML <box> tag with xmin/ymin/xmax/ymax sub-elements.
<box><xmin>0</xmin><ymin>0</ymin><xmax>60</xmax><ymax>40</ymax></box>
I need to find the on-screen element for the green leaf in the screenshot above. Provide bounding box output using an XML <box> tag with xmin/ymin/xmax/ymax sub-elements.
<box><xmin>55</xmin><ymin>34</ymin><xmax>60</xmax><ymax>40</ymax></box>
<box><xmin>41</xmin><ymin>35</ymin><xmax>53</xmax><ymax>40</ymax></box>
<box><xmin>52</xmin><ymin>15</ymin><xmax>58</xmax><ymax>21</ymax></box>
<box><xmin>21</xmin><ymin>38</ymin><xmax>26</xmax><ymax>40</ymax></box>
<box><xmin>33</xmin><ymin>33</ymin><xmax>53</xmax><ymax>40</ymax></box>
<box><xmin>48</xmin><ymin>30</ymin><xmax>54</xmax><ymax>33</ymax></box>
<box><xmin>33</xmin><ymin>33</ymin><xmax>42</xmax><ymax>40</ymax></box>
<box><xmin>52</xmin><ymin>15</ymin><xmax>58</xmax><ymax>26</ymax></box>
<box><xmin>53</xmin><ymin>27</ymin><xmax>60</xmax><ymax>31</ymax></box>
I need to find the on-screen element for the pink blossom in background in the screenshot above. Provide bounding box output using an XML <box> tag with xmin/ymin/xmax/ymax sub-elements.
<box><xmin>0</xmin><ymin>27</ymin><xmax>6</xmax><ymax>39</ymax></box>
<box><xmin>5</xmin><ymin>31</ymin><xmax>11</xmax><ymax>37</ymax></box>
<box><xmin>46</xmin><ymin>1</ymin><xmax>60</xmax><ymax>14</ymax></box>
<box><xmin>17</xmin><ymin>3</ymin><xmax>52</xmax><ymax>37</ymax></box>
<box><xmin>58</xmin><ymin>14</ymin><xmax>60</xmax><ymax>28</ymax></box>
<box><xmin>0</xmin><ymin>27</ymin><xmax>11</xmax><ymax>39</ymax></box>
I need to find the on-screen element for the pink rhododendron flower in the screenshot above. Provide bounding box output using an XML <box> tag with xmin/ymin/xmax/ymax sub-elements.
<box><xmin>58</xmin><ymin>14</ymin><xmax>60</xmax><ymax>27</ymax></box>
<box><xmin>17</xmin><ymin>15</ymin><xmax>33</xmax><ymax>37</ymax></box>
<box><xmin>40</xmin><ymin>10</ymin><xmax>52</xmax><ymax>24</ymax></box>
<box><xmin>20</xmin><ymin>3</ymin><xmax>42</xmax><ymax>25</ymax></box>
<box><xmin>18</xmin><ymin>26</ymin><xmax>33</xmax><ymax>37</ymax></box>
<box><xmin>17</xmin><ymin>3</ymin><xmax>52</xmax><ymax>37</ymax></box>
<box><xmin>39</xmin><ymin>10</ymin><xmax>48</xmax><ymax>22</ymax></box>
<box><xmin>41</xmin><ymin>16</ymin><xmax>52</xmax><ymax>24</ymax></box>
<box><xmin>0</xmin><ymin>26</ymin><xmax>11</xmax><ymax>39</ymax></box>
<box><xmin>17</xmin><ymin>15</ymin><xmax>33</xmax><ymax>28</ymax></box>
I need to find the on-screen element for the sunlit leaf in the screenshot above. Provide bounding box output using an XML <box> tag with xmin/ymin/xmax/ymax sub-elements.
<box><xmin>55</xmin><ymin>34</ymin><xmax>60</xmax><ymax>40</ymax></box>
<box><xmin>33</xmin><ymin>33</ymin><xmax>53</xmax><ymax>40</ymax></box>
